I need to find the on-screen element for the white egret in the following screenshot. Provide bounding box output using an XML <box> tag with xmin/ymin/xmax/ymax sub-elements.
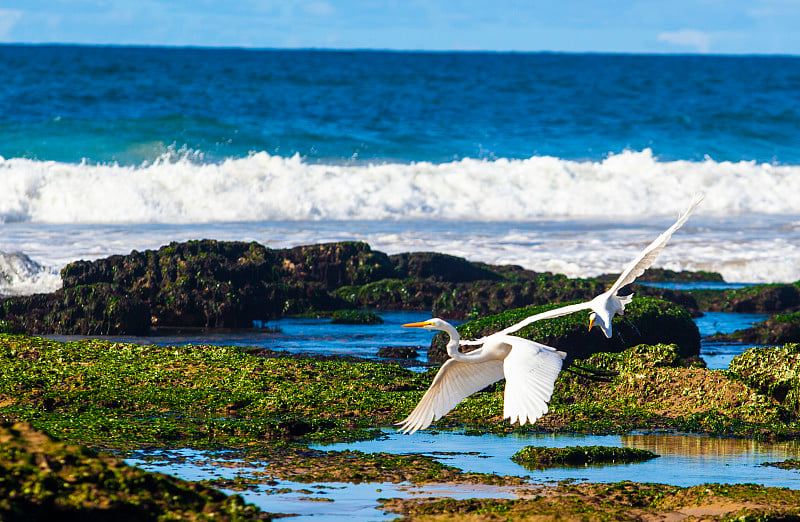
<box><xmin>460</xmin><ymin>193</ymin><xmax>704</xmax><ymax>346</ymax></box>
<box><xmin>397</xmin><ymin>318</ymin><xmax>566</xmax><ymax>434</ymax></box>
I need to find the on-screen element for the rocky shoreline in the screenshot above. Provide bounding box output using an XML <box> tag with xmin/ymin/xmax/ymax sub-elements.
<box><xmin>3</xmin><ymin>238</ymin><xmax>800</xmax><ymax>519</ymax></box>
<box><xmin>2</xmin><ymin>239</ymin><xmax>799</xmax><ymax>345</ymax></box>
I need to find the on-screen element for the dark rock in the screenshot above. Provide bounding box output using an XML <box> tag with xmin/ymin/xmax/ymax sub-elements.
<box><xmin>376</xmin><ymin>346</ymin><xmax>419</xmax><ymax>359</ymax></box>
<box><xmin>0</xmin><ymin>238</ymin><xmax>718</xmax><ymax>336</ymax></box>
<box><xmin>389</xmin><ymin>252</ymin><xmax>502</xmax><ymax>282</ymax></box>
<box><xmin>691</xmin><ymin>284</ymin><xmax>800</xmax><ymax>313</ymax></box>
<box><xmin>597</xmin><ymin>268</ymin><xmax>724</xmax><ymax>283</ymax></box>
<box><xmin>281</xmin><ymin>241</ymin><xmax>395</xmax><ymax>287</ymax></box>
<box><xmin>428</xmin><ymin>297</ymin><xmax>701</xmax><ymax>365</ymax></box>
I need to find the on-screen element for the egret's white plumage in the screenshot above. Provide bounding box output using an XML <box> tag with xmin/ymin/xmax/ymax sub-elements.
<box><xmin>460</xmin><ymin>193</ymin><xmax>704</xmax><ymax>346</ymax></box>
<box><xmin>397</xmin><ymin>318</ymin><xmax>566</xmax><ymax>434</ymax></box>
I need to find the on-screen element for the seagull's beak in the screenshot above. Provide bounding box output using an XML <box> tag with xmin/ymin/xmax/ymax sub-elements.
<box><xmin>403</xmin><ymin>321</ymin><xmax>431</xmax><ymax>328</ymax></box>
<box><xmin>588</xmin><ymin>316</ymin><xmax>595</xmax><ymax>331</ymax></box>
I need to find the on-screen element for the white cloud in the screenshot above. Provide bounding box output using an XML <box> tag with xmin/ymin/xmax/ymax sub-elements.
<box><xmin>0</xmin><ymin>9</ymin><xmax>22</xmax><ymax>41</ymax></box>
<box><xmin>658</xmin><ymin>29</ymin><xmax>712</xmax><ymax>53</ymax></box>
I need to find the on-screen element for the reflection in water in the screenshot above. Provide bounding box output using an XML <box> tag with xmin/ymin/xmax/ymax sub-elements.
<box><xmin>622</xmin><ymin>433</ymin><xmax>800</xmax><ymax>459</ymax></box>
<box><xmin>128</xmin><ymin>433</ymin><xmax>800</xmax><ymax>521</ymax></box>
<box><xmin>315</xmin><ymin>431</ymin><xmax>800</xmax><ymax>489</ymax></box>
<box><xmin>125</xmin><ymin>449</ymin><xmax>517</xmax><ymax>522</ymax></box>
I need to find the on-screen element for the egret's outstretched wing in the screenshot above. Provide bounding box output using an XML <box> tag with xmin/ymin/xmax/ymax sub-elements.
<box><xmin>607</xmin><ymin>193</ymin><xmax>704</xmax><ymax>296</ymax></box>
<box><xmin>459</xmin><ymin>301</ymin><xmax>593</xmax><ymax>346</ymax></box>
<box><xmin>502</xmin><ymin>339</ymin><xmax>566</xmax><ymax>426</ymax></box>
<box><xmin>397</xmin><ymin>357</ymin><xmax>504</xmax><ymax>434</ymax></box>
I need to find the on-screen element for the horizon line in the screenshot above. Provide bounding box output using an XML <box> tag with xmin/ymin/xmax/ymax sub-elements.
<box><xmin>1</xmin><ymin>42</ymin><xmax>798</xmax><ymax>58</ymax></box>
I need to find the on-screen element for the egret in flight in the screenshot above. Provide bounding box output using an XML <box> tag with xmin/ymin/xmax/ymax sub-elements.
<box><xmin>460</xmin><ymin>193</ymin><xmax>704</xmax><ymax>347</ymax></box>
<box><xmin>397</xmin><ymin>318</ymin><xmax>566</xmax><ymax>434</ymax></box>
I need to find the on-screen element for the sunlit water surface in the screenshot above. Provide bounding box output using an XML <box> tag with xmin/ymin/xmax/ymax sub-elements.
<box><xmin>128</xmin><ymin>430</ymin><xmax>800</xmax><ymax>521</ymax></box>
<box><xmin>48</xmin><ymin>308</ymin><xmax>767</xmax><ymax>370</ymax></box>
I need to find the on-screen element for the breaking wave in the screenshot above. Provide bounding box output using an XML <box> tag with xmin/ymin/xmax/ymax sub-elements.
<box><xmin>0</xmin><ymin>149</ymin><xmax>798</xmax><ymax>224</ymax></box>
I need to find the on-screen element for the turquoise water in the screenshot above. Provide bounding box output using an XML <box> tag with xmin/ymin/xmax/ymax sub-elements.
<box><xmin>4</xmin><ymin>46</ymin><xmax>799</xmax><ymax>165</ymax></box>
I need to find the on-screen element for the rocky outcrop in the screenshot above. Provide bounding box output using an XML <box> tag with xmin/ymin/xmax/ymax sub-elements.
<box><xmin>0</xmin><ymin>239</ymin><xmax>717</xmax><ymax>336</ymax></box>
<box><xmin>428</xmin><ymin>297</ymin><xmax>701</xmax><ymax>365</ymax></box>
<box><xmin>691</xmin><ymin>284</ymin><xmax>800</xmax><ymax>313</ymax></box>
<box><xmin>713</xmin><ymin>311</ymin><xmax>800</xmax><ymax>345</ymax></box>
<box><xmin>728</xmin><ymin>344</ymin><xmax>800</xmax><ymax>416</ymax></box>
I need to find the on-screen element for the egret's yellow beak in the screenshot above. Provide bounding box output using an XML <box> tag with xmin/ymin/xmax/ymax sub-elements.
<box><xmin>588</xmin><ymin>316</ymin><xmax>595</xmax><ymax>331</ymax></box>
<box><xmin>403</xmin><ymin>321</ymin><xmax>432</xmax><ymax>328</ymax></box>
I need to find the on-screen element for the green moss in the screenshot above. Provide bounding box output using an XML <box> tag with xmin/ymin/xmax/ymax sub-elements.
<box><xmin>431</xmin><ymin>296</ymin><xmax>700</xmax><ymax>364</ymax></box>
<box><xmin>762</xmin><ymin>458</ymin><xmax>800</xmax><ymax>470</ymax></box>
<box><xmin>0</xmin><ymin>422</ymin><xmax>268</xmax><ymax>520</ymax></box>
<box><xmin>728</xmin><ymin>344</ymin><xmax>800</xmax><ymax>415</ymax></box>
<box><xmin>380</xmin><ymin>481</ymin><xmax>800</xmax><ymax>521</ymax></box>
<box><xmin>1</xmin><ymin>332</ymin><xmax>798</xmax><ymax>451</ymax></box>
<box><xmin>330</xmin><ymin>310</ymin><xmax>383</xmax><ymax>325</ymax></box>
<box><xmin>510</xmin><ymin>445</ymin><xmax>659</xmax><ymax>469</ymax></box>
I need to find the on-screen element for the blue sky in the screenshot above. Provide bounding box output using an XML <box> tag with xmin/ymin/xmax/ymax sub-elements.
<box><xmin>2</xmin><ymin>1</ymin><xmax>799</xmax><ymax>54</ymax></box>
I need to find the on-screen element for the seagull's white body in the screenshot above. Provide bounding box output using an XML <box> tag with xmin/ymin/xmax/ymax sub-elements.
<box><xmin>397</xmin><ymin>318</ymin><xmax>565</xmax><ymax>434</ymax></box>
<box><xmin>460</xmin><ymin>194</ymin><xmax>704</xmax><ymax>346</ymax></box>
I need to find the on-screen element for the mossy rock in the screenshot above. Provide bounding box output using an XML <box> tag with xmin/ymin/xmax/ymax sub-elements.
<box><xmin>389</xmin><ymin>252</ymin><xmax>502</xmax><ymax>282</ymax></box>
<box><xmin>510</xmin><ymin>445</ymin><xmax>658</xmax><ymax>469</ymax></box>
<box><xmin>0</xmin><ymin>422</ymin><xmax>268</xmax><ymax>520</ymax></box>
<box><xmin>0</xmin><ymin>284</ymin><xmax>150</xmax><ymax>335</ymax></box>
<box><xmin>582</xmin><ymin>343</ymin><xmax>684</xmax><ymax>373</ymax></box>
<box><xmin>330</xmin><ymin>310</ymin><xmax>383</xmax><ymax>325</ymax></box>
<box><xmin>281</xmin><ymin>241</ymin><xmax>395</xmax><ymax>287</ymax></box>
<box><xmin>597</xmin><ymin>268</ymin><xmax>724</xmax><ymax>283</ymax></box>
<box><xmin>690</xmin><ymin>283</ymin><xmax>800</xmax><ymax>313</ymax></box>
<box><xmin>428</xmin><ymin>296</ymin><xmax>700</xmax><ymax>365</ymax></box>
<box><xmin>728</xmin><ymin>344</ymin><xmax>800</xmax><ymax>415</ymax></box>
<box><xmin>762</xmin><ymin>458</ymin><xmax>800</xmax><ymax>470</ymax></box>
<box><xmin>376</xmin><ymin>346</ymin><xmax>419</xmax><ymax>359</ymax></box>
<box><xmin>717</xmin><ymin>310</ymin><xmax>800</xmax><ymax>345</ymax></box>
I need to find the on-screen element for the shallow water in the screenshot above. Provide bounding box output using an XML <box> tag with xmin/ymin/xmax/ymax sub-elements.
<box><xmin>125</xmin><ymin>449</ymin><xmax>517</xmax><ymax>522</ymax></box>
<box><xmin>127</xmin><ymin>430</ymin><xmax>800</xmax><ymax>521</ymax></box>
<box><xmin>47</xmin><ymin>309</ymin><xmax>767</xmax><ymax>371</ymax></box>
<box><xmin>696</xmin><ymin>311</ymin><xmax>768</xmax><ymax>370</ymax></box>
<box><xmin>315</xmin><ymin>431</ymin><xmax>800</xmax><ymax>489</ymax></box>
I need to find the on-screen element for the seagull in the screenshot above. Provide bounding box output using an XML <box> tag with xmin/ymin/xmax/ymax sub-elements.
<box><xmin>460</xmin><ymin>193</ymin><xmax>704</xmax><ymax>346</ymax></box>
<box><xmin>397</xmin><ymin>318</ymin><xmax>565</xmax><ymax>434</ymax></box>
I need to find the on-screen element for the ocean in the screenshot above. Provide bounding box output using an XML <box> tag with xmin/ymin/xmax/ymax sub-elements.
<box><xmin>2</xmin><ymin>45</ymin><xmax>800</xmax><ymax>296</ymax></box>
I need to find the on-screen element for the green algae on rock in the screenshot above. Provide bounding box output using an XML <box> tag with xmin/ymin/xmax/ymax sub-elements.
<box><xmin>762</xmin><ymin>458</ymin><xmax>800</xmax><ymax>471</ymax></box>
<box><xmin>428</xmin><ymin>296</ymin><xmax>701</xmax><ymax>365</ymax></box>
<box><xmin>714</xmin><ymin>310</ymin><xmax>800</xmax><ymax>345</ymax></box>
<box><xmin>380</xmin><ymin>481</ymin><xmax>800</xmax><ymax>521</ymax></box>
<box><xmin>510</xmin><ymin>445</ymin><xmax>658</xmax><ymax>469</ymax></box>
<box><xmin>0</xmin><ymin>238</ymin><xmax>720</xmax><ymax>335</ymax></box>
<box><xmin>0</xmin><ymin>333</ymin><xmax>419</xmax><ymax>448</ymax></box>
<box><xmin>0</xmin><ymin>422</ymin><xmax>269</xmax><ymax>521</ymax></box>
<box><xmin>204</xmin><ymin>448</ymin><xmax>525</xmax><ymax>486</ymax></box>
<box><xmin>728</xmin><ymin>343</ymin><xmax>800</xmax><ymax>416</ymax></box>
<box><xmin>539</xmin><ymin>343</ymin><xmax>793</xmax><ymax>439</ymax></box>
<box><xmin>330</xmin><ymin>310</ymin><xmax>384</xmax><ymax>325</ymax></box>
<box><xmin>1</xmin><ymin>332</ymin><xmax>797</xmax><ymax>450</ymax></box>
<box><xmin>690</xmin><ymin>282</ymin><xmax>800</xmax><ymax>313</ymax></box>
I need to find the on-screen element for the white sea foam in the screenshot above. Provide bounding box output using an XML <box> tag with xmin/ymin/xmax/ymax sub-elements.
<box><xmin>1</xmin><ymin>149</ymin><xmax>799</xmax><ymax>224</ymax></box>
<box><xmin>0</xmin><ymin>251</ymin><xmax>61</xmax><ymax>297</ymax></box>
